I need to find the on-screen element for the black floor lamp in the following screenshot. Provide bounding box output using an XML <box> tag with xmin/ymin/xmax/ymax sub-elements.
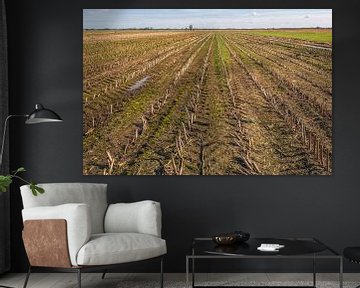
<box><xmin>0</xmin><ymin>103</ymin><xmax>63</xmax><ymax>167</ymax></box>
<box><xmin>0</xmin><ymin>103</ymin><xmax>62</xmax><ymax>288</ymax></box>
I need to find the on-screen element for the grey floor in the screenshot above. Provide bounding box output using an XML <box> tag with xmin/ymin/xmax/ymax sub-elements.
<box><xmin>0</xmin><ymin>273</ymin><xmax>360</xmax><ymax>288</ymax></box>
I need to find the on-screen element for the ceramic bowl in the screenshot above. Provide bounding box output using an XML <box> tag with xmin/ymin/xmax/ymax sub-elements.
<box><xmin>212</xmin><ymin>234</ymin><xmax>238</xmax><ymax>245</ymax></box>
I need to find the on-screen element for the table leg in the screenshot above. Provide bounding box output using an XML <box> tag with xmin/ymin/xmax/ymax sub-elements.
<box><xmin>192</xmin><ymin>257</ymin><xmax>195</xmax><ymax>288</ymax></box>
<box><xmin>313</xmin><ymin>254</ymin><xmax>316</xmax><ymax>287</ymax></box>
<box><xmin>339</xmin><ymin>257</ymin><xmax>343</xmax><ymax>288</ymax></box>
<box><xmin>186</xmin><ymin>257</ymin><xmax>189</xmax><ymax>288</ymax></box>
<box><xmin>192</xmin><ymin>247</ymin><xmax>195</xmax><ymax>288</ymax></box>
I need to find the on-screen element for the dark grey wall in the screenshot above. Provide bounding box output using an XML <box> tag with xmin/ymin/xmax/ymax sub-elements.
<box><xmin>5</xmin><ymin>0</ymin><xmax>360</xmax><ymax>273</ymax></box>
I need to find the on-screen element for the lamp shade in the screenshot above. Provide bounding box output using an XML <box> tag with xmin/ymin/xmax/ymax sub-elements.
<box><xmin>25</xmin><ymin>104</ymin><xmax>63</xmax><ymax>124</ymax></box>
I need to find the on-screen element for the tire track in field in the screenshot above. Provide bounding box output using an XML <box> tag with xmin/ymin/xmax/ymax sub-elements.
<box><xmin>233</xmin><ymin>33</ymin><xmax>332</xmax><ymax>77</ymax></box>
<box><xmin>215</xmin><ymin>35</ymin><xmax>263</xmax><ymax>175</ymax></box>
<box><xmin>227</xmin><ymin>36</ymin><xmax>326</xmax><ymax>175</ymax></box>
<box><xmin>120</xmin><ymin>37</ymin><xmax>214</xmax><ymax>175</ymax></box>
<box><xmin>232</xmin><ymin>34</ymin><xmax>332</xmax><ymax>98</ymax></box>
<box><xmin>232</xmin><ymin>38</ymin><xmax>333</xmax><ymax>126</ymax></box>
<box><xmin>84</xmin><ymin>33</ymin><xmax>198</xmax><ymax>82</ymax></box>
<box><xmin>262</xmin><ymin>37</ymin><xmax>332</xmax><ymax>72</ymax></box>
<box><xmin>235</xmin><ymin>34</ymin><xmax>332</xmax><ymax>96</ymax></box>
<box><xmin>225</xmin><ymin>36</ymin><xmax>332</xmax><ymax>126</ymax></box>
<box><xmin>225</xmin><ymin>36</ymin><xmax>332</xmax><ymax>143</ymax></box>
<box><xmin>208</xmin><ymin>34</ymin><xmax>260</xmax><ymax>175</ymax></box>
<box><xmin>89</xmin><ymin>36</ymin><xmax>213</xmax><ymax>175</ymax></box>
<box><xmin>83</xmin><ymin>35</ymin><xmax>212</xmax><ymax>174</ymax></box>
<box><xmin>180</xmin><ymin>37</ymin><xmax>222</xmax><ymax>175</ymax></box>
<box><xmin>83</xmin><ymin>34</ymin><xmax>210</xmax><ymax>132</ymax></box>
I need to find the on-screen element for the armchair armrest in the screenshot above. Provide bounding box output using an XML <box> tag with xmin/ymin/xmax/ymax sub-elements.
<box><xmin>22</xmin><ymin>203</ymin><xmax>91</xmax><ymax>266</ymax></box>
<box><xmin>104</xmin><ymin>200</ymin><xmax>162</xmax><ymax>237</ymax></box>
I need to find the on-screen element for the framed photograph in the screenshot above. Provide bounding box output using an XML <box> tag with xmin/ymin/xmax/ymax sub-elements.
<box><xmin>83</xmin><ymin>9</ymin><xmax>332</xmax><ymax>175</ymax></box>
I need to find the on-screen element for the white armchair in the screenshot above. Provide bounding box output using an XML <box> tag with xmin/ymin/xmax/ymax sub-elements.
<box><xmin>20</xmin><ymin>183</ymin><xmax>166</xmax><ymax>288</ymax></box>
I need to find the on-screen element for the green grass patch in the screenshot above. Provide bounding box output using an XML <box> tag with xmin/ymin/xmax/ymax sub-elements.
<box><xmin>213</xmin><ymin>44</ymin><xmax>223</xmax><ymax>76</ymax></box>
<box><xmin>213</xmin><ymin>35</ymin><xmax>229</xmax><ymax>88</ymax></box>
<box><xmin>215</xmin><ymin>34</ymin><xmax>231</xmax><ymax>64</ymax></box>
<box><xmin>243</xmin><ymin>29</ymin><xmax>332</xmax><ymax>44</ymax></box>
<box><xmin>153</xmin><ymin>105</ymin><xmax>176</xmax><ymax>140</ymax></box>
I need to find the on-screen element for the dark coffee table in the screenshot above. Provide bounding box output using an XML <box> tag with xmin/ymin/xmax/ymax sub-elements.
<box><xmin>186</xmin><ymin>237</ymin><xmax>342</xmax><ymax>288</ymax></box>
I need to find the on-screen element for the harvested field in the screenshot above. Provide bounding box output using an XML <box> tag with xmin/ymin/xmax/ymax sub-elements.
<box><xmin>83</xmin><ymin>29</ymin><xmax>332</xmax><ymax>175</ymax></box>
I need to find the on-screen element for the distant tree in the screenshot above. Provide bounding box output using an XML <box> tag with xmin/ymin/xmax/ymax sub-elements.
<box><xmin>189</xmin><ymin>24</ymin><xmax>193</xmax><ymax>30</ymax></box>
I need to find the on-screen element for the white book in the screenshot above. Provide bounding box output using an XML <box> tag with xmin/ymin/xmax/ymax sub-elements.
<box><xmin>257</xmin><ymin>243</ymin><xmax>285</xmax><ymax>251</ymax></box>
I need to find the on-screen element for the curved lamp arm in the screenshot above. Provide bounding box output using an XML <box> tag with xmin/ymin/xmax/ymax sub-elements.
<box><xmin>0</xmin><ymin>104</ymin><xmax>63</xmax><ymax>169</ymax></box>
<box><xmin>0</xmin><ymin>114</ymin><xmax>28</xmax><ymax>168</ymax></box>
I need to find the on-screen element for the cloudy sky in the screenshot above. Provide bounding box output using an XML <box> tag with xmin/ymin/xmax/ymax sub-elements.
<box><xmin>83</xmin><ymin>9</ymin><xmax>332</xmax><ymax>30</ymax></box>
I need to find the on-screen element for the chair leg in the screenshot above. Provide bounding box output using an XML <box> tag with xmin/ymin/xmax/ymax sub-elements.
<box><xmin>101</xmin><ymin>270</ymin><xmax>107</xmax><ymax>279</ymax></box>
<box><xmin>77</xmin><ymin>269</ymin><xmax>81</xmax><ymax>288</ymax></box>
<box><xmin>160</xmin><ymin>257</ymin><xmax>164</xmax><ymax>288</ymax></box>
<box><xmin>23</xmin><ymin>266</ymin><xmax>31</xmax><ymax>288</ymax></box>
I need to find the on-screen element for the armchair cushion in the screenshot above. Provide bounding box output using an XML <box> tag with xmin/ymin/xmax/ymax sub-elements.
<box><xmin>22</xmin><ymin>203</ymin><xmax>91</xmax><ymax>266</ymax></box>
<box><xmin>76</xmin><ymin>233</ymin><xmax>167</xmax><ymax>266</ymax></box>
<box><xmin>20</xmin><ymin>183</ymin><xmax>108</xmax><ymax>234</ymax></box>
<box><xmin>104</xmin><ymin>200</ymin><xmax>162</xmax><ymax>237</ymax></box>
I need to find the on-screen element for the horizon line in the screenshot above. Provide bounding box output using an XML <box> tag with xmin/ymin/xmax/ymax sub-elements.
<box><xmin>83</xmin><ymin>27</ymin><xmax>332</xmax><ymax>30</ymax></box>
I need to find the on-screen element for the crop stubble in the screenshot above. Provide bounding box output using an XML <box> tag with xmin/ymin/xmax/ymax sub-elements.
<box><xmin>83</xmin><ymin>29</ymin><xmax>332</xmax><ymax>175</ymax></box>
